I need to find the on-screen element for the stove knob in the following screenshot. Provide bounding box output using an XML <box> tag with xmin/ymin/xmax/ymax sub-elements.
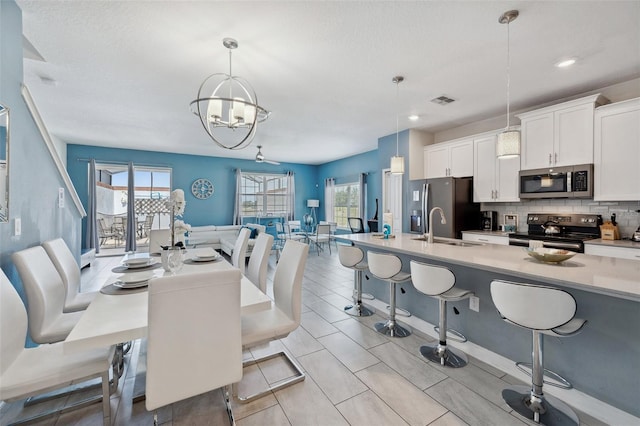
<box><xmin>581</xmin><ymin>218</ymin><xmax>587</xmax><ymax>223</ymax></box>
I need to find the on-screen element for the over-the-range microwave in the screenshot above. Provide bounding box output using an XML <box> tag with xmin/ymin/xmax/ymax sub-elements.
<box><xmin>519</xmin><ymin>164</ymin><xmax>593</xmax><ymax>199</ymax></box>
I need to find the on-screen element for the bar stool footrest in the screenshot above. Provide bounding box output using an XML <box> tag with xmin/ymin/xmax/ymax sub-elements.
<box><xmin>433</xmin><ymin>326</ymin><xmax>467</xmax><ymax>343</ymax></box>
<box><xmin>361</xmin><ymin>292</ymin><xmax>374</xmax><ymax>300</ymax></box>
<box><xmin>515</xmin><ymin>362</ymin><xmax>573</xmax><ymax>389</ymax></box>
<box><xmin>386</xmin><ymin>305</ymin><xmax>411</xmax><ymax>317</ymax></box>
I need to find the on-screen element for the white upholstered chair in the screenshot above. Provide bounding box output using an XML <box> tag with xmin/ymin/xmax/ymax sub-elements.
<box><xmin>146</xmin><ymin>269</ymin><xmax>243</xmax><ymax>425</ymax></box>
<box><xmin>338</xmin><ymin>244</ymin><xmax>373</xmax><ymax>317</ymax></box>
<box><xmin>235</xmin><ymin>240</ymin><xmax>309</xmax><ymax>403</ymax></box>
<box><xmin>246</xmin><ymin>233</ymin><xmax>274</xmax><ymax>293</ymax></box>
<box><xmin>1</xmin><ymin>270</ymin><xmax>117</xmax><ymax>425</ymax></box>
<box><xmin>231</xmin><ymin>227</ymin><xmax>251</xmax><ymax>274</ymax></box>
<box><xmin>11</xmin><ymin>246</ymin><xmax>83</xmax><ymax>344</ymax></box>
<box><xmin>148</xmin><ymin>228</ymin><xmax>171</xmax><ymax>254</ymax></box>
<box><xmin>42</xmin><ymin>238</ymin><xmax>97</xmax><ymax>313</ymax></box>
<box><xmin>312</xmin><ymin>223</ymin><xmax>331</xmax><ymax>255</ymax></box>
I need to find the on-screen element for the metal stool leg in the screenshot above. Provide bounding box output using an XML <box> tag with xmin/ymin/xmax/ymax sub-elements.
<box><xmin>344</xmin><ymin>269</ymin><xmax>373</xmax><ymax>317</ymax></box>
<box><xmin>419</xmin><ymin>299</ymin><xmax>468</xmax><ymax>368</ymax></box>
<box><xmin>502</xmin><ymin>331</ymin><xmax>579</xmax><ymax>425</ymax></box>
<box><xmin>374</xmin><ymin>281</ymin><xmax>411</xmax><ymax>338</ymax></box>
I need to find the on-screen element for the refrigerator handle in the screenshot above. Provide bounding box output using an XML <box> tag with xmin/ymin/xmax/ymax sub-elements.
<box><xmin>422</xmin><ymin>183</ymin><xmax>429</xmax><ymax>236</ymax></box>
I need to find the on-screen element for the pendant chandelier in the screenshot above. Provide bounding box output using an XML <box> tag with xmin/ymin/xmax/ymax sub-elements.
<box><xmin>190</xmin><ymin>38</ymin><xmax>270</xmax><ymax>150</ymax></box>
<box><xmin>496</xmin><ymin>10</ymin><xmax>520</xmax><ymax>159</ymax></box>
<box><xmin>390</xmin><ymin>76</ymin><xmax>405</xmax><ymax>175</ymax></box>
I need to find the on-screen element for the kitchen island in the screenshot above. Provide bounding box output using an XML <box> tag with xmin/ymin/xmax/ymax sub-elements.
<box><xmin>339</xmin><ymin>233</ymin><xmax>640</xmax><ymax>420</ymax></box>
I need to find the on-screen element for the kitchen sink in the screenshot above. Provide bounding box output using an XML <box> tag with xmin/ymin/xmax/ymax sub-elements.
<box><xmin>411</xmin><ymin>236</ymin><xmax>485</xmax><ymax>247</ymax></box>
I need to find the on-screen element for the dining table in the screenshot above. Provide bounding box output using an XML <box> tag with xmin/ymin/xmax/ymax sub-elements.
<box><xmin>63</xmin><ymin>248</ymin><xmax>272</xmax><ymax>354</ymax></box>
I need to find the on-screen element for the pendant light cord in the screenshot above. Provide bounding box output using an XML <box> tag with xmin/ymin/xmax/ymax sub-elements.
<box><xmin>396</xmin><ymin>80</ymin><xmax>400</xmax><ymax>156</ymax></box>
<box><xmin>505</xmin><ymin>20</ymin><xmax>511</xmax><ymax>130</ymax></box>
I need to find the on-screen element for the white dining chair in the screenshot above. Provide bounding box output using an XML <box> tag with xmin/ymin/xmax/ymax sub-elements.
<box><xmin>235</xmin><ymin>240</ymin><xmax>309</xmax><ymax>403</ymax></box>
<box><xmin>146</xmin><ymin>269</ymin><xmax>243</xmax><ymax>425</ymax></box>
<box><xmin>312</xmin><ymin>223</ymin><xmax>332</xmax><ymax>255</ymax></box>
<box><xmin>246</xmin><ymin>233</ymin><xmax>274</xmax><ymax>293</ymax></box>
<box><xmin>42</xmin><ymin>238</ymin><xmax>97</xmax><ymax>313</ymax></box>
<box><xmin>0</xmin><ymin>269</ymin><xmax>117</xmax><ymax>426</ymax></box>
<box><xmin>11</xmin><ymin>246</ymin><xmax>84</xmax><ymax>344</ymax></box>
<box><xmin>231</xmin><ymin>227</ymin><xmax>251</xmax><ymax>274</ymax></box>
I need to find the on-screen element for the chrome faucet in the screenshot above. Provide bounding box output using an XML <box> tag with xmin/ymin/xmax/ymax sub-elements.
<box><xmin>427</xmin><ymin>207</ymin><xmax>447</xmax><ymax>243</ymax></box>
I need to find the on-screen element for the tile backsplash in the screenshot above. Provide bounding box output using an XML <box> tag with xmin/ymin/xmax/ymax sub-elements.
<box><xmin>482</xmin><ymin>200</ymin><xmax>640</xmax><ymax>239</ymax></box>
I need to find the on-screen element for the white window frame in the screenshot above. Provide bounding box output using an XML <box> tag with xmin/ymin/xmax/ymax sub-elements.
<box><xmin>333</xmin><ymin>181</ymin><xmax>361</xmax><ymax>230</ymax></box>
<box><xmin>239</xmin><ymin>172</ymin><xmax>290</xmax><ymax>219</ymax></box>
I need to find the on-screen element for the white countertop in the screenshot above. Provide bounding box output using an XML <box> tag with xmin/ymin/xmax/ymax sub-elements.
<box><xmin>584</xmin><ymin>238</ymin><xmax>640</xmax><ymax>249</ymax></box>
<box><xmin>339</xmin><ymin>233</ymin><xmax>640</xmax><ymax>301</ymax></box>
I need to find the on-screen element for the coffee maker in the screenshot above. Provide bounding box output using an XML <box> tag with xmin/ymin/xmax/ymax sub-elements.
<box><xmin>481</xmin><ymin>211</ymin><xmax>498</xmax><ymax>231</ymax></box>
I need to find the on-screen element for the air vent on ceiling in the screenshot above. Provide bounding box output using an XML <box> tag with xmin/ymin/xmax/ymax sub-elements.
<box><xmin>431</xmin><ymin>95</ymin><xmax>455</xmax><ymax>105</ymax></box>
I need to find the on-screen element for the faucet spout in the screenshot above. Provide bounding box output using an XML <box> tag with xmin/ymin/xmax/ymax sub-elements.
<box><xmin>427</xmin><ymin>207</ymin><xmax>447</xmax><ymax>244</ymax></box>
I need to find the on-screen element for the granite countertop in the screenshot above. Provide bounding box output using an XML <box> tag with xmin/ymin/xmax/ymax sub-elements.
<box><xmin>339</xmin><ymin>233</ymin><xmax>640</xmax><ymax>301</ymax></box>
<box><xmin>584</xmin><ymin>238</ymin><xmax>640</xmax><ymax>249</ymax></box>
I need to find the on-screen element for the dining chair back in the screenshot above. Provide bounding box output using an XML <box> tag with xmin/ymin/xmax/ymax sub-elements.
<box><xmin>98</xmin><ymin>217</ymin><xmax>121</xmax><ymax>247</ymax></box>
<box><xmin>246</xmin><ymin>233</ymin><xmax>274</xmax><ymax>293</ymax></box>
<box><xmin>288</xmin><ymin>220</ymin><xmax>302</xmax><ymax>232</ymax></box>
<box><xmin>42</xmin><ymin>238</ymin><xmax>97</xmax><ymax>313</ymax></box>
<box><xmin>235</xmin><ymin>240</ymin><xmax>309</xmax><ymax>403</ymax></box>
<box><xmin>146</xmin><ymin>269</ymin><xmax>243</xmax><ymax>419</ymax></box>
<box><xmin>231</xmin><ymin>227</ymin><xmax>251</xmax><ymax>274</ymax></box>
<box><xmin>148</xmin><ymin>228</ymin><xmax>171</xmax><ymax>254</ymax></box>
<box><xmin>11</xmin><ymin>246</ymin><xmax>83</xmax><ymax>343</ymax></box>
<box><xmin>1</xmin><ymin>270</ymin><xmax>116</xmax><ymax>424</ymax></box>
<box><xmin>348</xmin><ymin>217</ymin><xmax>365</xmax><ymax>233</ymax></box>
<box><xmin>312</xmin><ymin>223</ymin><xmax>332</xmax><ymax>255</ymax></box>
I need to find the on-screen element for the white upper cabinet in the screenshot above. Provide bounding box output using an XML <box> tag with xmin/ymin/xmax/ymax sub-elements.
<box><xmin>424</xmin><ymin>138</ymin><xmax>473</xmax><ymax>178</ymax></box>
<box><xmin>518</xmin><ymin>94</ymin><xmax>608</xmax><ymax>170</ymax></box>
<box><xmin>473</xmin><ymin>132</ymin><xmax>520</xmax><ymax>202</ymax></box>
<box><xmin>594</xmin><ymin>98</ymin><xmax>640</xmax><ymax>201</ymax></box>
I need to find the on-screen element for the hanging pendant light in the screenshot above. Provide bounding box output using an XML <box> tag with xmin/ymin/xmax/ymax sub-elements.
<box><xmin>496</xmin><ymin>10</ymin><xmax>520</xmax><ymax>159</ymax></box>
<box><xmin>190</xmin><ymin>38</ymin><xmax>270</xmax><ymax>150</ymax></box>
<box><xmin>390</xmin><ymin>76</ymin><xmax>405</xmax><ymax>175</ymax></box>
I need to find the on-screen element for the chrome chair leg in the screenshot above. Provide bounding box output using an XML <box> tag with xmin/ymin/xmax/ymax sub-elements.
<box><xmin>344</xmin><ymin>270</ymin><xmax>373</xmax><ymax>317</ymax></box>
<box><xmin>374</xmin><ymin>281</ymin><xmax>411</xmax><ymax>338</ymax></box>
<box><xmin>233</xmin><ymin>351</ymin><xmax>305</xmax><ymax>403</ymax></box>
<box><xmin>419</xmin><ymin>299</ymin><xmax>468</xmax><ymax>368</ymax></box>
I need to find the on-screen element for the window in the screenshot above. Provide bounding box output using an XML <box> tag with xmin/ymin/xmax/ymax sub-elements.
<box><xmin>333</xmin><ymin>182</ymin><xmax>360</xmax><ymax>228</ymax></box>
<box><xmin>240</xmin><ymin>172</ymin><xmax>289</xmax><ymax>219</ymax></box>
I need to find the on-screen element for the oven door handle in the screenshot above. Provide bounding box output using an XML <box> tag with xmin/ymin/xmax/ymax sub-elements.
<box><xmin>508</xmin><ymin>237</ymin><xmax>531</xmax><ymax>247</ymax></box>
<box><xmin>541</xmin><ymin>241</ymin><xmax>582</xmax><ymax>252</ymax></box>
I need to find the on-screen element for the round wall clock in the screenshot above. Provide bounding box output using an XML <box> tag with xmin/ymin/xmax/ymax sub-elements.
<box><xmin>191</xmin><ymin>178</ymin><xmax>214</xmax><ymax>199</ymax></box>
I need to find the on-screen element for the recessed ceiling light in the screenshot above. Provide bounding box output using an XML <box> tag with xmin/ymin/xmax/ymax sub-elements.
<box><xmin>556</xmin><ymin>58</ymin><xmax>577</xmax><ymax>68</ymax></box>
<box><xmin>408</xmin><ymin>115</ymin><xmax>419</xmax><ymax>121</ymax></box>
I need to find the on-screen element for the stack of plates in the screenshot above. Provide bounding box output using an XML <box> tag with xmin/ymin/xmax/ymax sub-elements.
<box><xmin>122</xmin><ymin>257</ymin><xmax>156</xmax><ymax>269</ymax></box>
<box><xmin>113</xmin><ymin>270</ymin><xmax>155</xmax><ymax>289</ymax></box>
<box><xmin>192</xmin><ymin>251</ymin><xmax>221</xmax><ymax>263</ymax></box>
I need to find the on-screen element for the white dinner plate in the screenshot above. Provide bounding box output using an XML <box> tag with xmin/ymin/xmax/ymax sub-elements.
<box><xmin>113</xmin><ymin>280</ymin><xmax>149</xmax><ymax>289</ymax></box>
<box><xmin>123</xmin><ymin>258</ymin><xmax>156</xmax><ymax>269</ymax></box>
<box><xmin>118</xmin><ymin>270</ymin><xmax>155</xmax><ymax>284</ymax></box>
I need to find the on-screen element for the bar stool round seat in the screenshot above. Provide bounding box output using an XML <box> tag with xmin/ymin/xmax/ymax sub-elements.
<box><xmin>366</xmin><ymin>251</ymin><xmax>411</xmax><ymax>338</ymax></box>
<box><xmin>491</xmin><ymin>279</ymin><xmax>586</xmax><ymax>425</ymax></box>
<box><xmin>338</xmin><ymin>245</ymin><xmax>374</xmax><ymax>317</ymax></box>
<box><xmin>410</xmin><ymin>261</ymin><xmax>473</xmax><ymax>368</ymax></box>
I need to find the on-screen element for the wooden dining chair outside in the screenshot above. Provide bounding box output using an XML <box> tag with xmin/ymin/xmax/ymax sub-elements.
<box><xmin>246</xmin><ymin>233</ymin><xmax>275</xmax><ymax>293</ymax></box>
<box><xmin>231</xmin><ymin>227</ymin><xmax>251</xmax><ymax>274</ymax></box>
<box><xmin>11</xmin><ymin>246</ymin><xmax>84</xmax><ymax>344</ymax></box>
<box><xmin>42</xmin><ymin>238</ymin><xmax>97</xmax><ymax>313</ymax></box>
<box><xmin>0</xmin><ymin>270</ymin><xmax>117</xmax><ymax>426</ymax></box>
<box><xmin>235</xmin><ymin>240</ymin><xmax>310</xmax><ymax>403</ymax></box>
<box><xmin>146</xmin><ymin>269</ymin><xmax>243</xmax><ymax>425</ymax></box>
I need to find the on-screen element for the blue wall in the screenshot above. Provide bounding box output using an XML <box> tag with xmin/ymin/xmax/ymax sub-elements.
<box><xmin>67</xmin><ymin>144</ymin><xmax>319</xmax><ymax>242</ymax></box>
<box><xmin>1</xmin><ymin>0</ymin><xmax>84</xmax><ymax>346</ymax></box>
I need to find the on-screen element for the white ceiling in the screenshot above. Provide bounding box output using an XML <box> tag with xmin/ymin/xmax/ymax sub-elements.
<box><xmin>16</xmin><ymin>1</ymin><xmax>640</xmax><ymax>165</ymax></box>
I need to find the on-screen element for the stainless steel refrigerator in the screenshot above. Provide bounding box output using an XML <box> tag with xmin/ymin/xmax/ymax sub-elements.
<box><xmin>408</xmin><ymin>177</ymin><xmax>480</xmax><ymax>239</ymax></box>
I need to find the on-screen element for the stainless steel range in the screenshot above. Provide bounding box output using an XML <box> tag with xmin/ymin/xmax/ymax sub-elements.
<box><xmin>508</xmin><ymin>213</ymin><xmax>602</xmax><ymax>253</ymax></box>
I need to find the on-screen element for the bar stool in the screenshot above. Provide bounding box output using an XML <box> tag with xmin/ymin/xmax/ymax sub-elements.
<box><xmin>490</xmin><ymin>280</ymin><xmax>586</xmax><ymax>425</ymax></box>
<box><xmin>367</xmin><ymin>251</ymin><xmax>411</xmax><ymax>338</ymax></box>
<box><xmin>338</xmin><ymin>245</ymin><xmax>373</xmax><ymax>317</ymax></box>
<box><xmin>410</xmin><ymin>261</ymin><xmax>473</xmax><ymax>368</ymax></box>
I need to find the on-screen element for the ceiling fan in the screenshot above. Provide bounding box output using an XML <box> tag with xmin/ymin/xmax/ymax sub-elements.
<box><xmin>255</xmin><ymin>145</ymin><xmax>280</xmax><ymax>165</ymax></box>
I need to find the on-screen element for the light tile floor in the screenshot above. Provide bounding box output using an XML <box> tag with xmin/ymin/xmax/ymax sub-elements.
<box><xmin>1</xmin><ymin>247</ymin><xmax>609</xmax><ymax>426</ymax></box>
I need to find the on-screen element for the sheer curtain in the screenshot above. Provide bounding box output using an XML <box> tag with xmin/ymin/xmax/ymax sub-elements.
<box><xmin>286</xmin><ymin>171</ymin><xmax>295</xmax><ymax>220</ymax></box>
<box><xmin>125</xmin><ymin>162</ymin><xmax>137</xmax><ymax>252</ymax></box>
<box><xmin>324</xmin><ymin>178</ymin><xmax>335</xmax><ymax>222</ymax></box>
<box><xmin>86</xmin><ymin>159</ymin><xmax>99</xmax><ymax>253</ymax></box>
<box><xmin>233</xmin><ymin>169</ymin><xmax>242</xmax><ymax>225</ymax></box>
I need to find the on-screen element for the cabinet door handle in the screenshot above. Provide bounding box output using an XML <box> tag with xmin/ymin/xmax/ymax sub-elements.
<box><xmin>495</xmin><ymin>190</ymin><xmax>498</xmax><ymax>199</ymax></box>
<box><xmin>555</xmin><ymin>152</ymin><xmax>558</xmax><ymax>164</ymax></box>
<box><xmin>479</xmin><ymin>238</ymin><xmax>489</xmax><ymax>242</ymax></box>
<box><xmin>548</xmin><ymin>153</ymin><xmax>552</xmax><ymax>165</ymax></box>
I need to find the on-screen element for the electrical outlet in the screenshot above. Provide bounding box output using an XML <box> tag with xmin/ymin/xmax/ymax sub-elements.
<box><xmin>14</xmin><ymin>217</ymin><xmax>21</xmax><ymax>236</ymax></box>
<box><xmin>469</xmin><ymin>296</ymin><xmax>480</xmax><ymax>312</ymax></box>
<box><xmin>58</xmin><ymin>188</ymin><xmax>65</xmax><ymax>208</ymax></box>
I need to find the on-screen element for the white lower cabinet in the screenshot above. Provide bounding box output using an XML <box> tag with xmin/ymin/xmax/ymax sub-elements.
<box><xmin>462</xmin><ymin>232</ymin><xmax>509</xmax><ymax>246</ymax></box>
<box><xmin>584</xmin><ymin>244</ymin><xmax>640</xmax><ymax>261</ymax></box>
